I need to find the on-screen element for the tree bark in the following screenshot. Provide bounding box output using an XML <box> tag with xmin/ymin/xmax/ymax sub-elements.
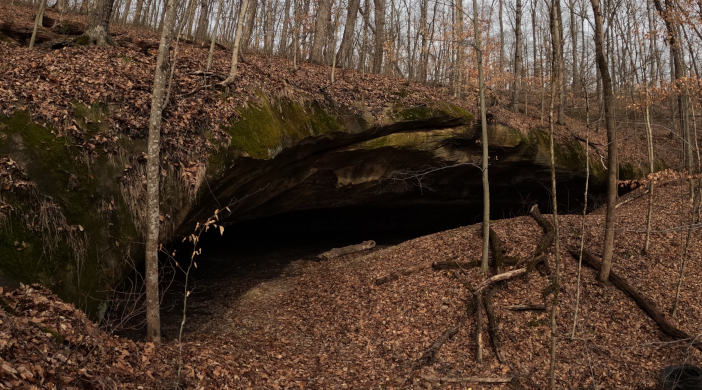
<box><xmin>194</xmin><ymin>0</ymin><xmax>210</xmax><ymax>42</ymax></box>
<box><xmin>309</xmin><ymin>0</ymin><xmax>332</xmax><ymax>63</ymax></box>
<box><xmin>511</xmin><ymin>0</ymin><xmax>522</xmax><ymax>111</ymax></box>
<box><xmin>337</xmin><ymin>0</ymin><xmax>360</xmax><ymax>67</ymax></box>
<box><xmin>133</xmin><ymin>0</ymin><xmax>145</xmax><ymax>24</ymax></box>
<box><xmin>85</xmin><ymin>0</ymin><xmax>116</xmax><ymax>45</ymax></box>
<box><xmin>556</xmin><ymin>0</ymin><xmax>566</xmax><ymax>125</ymax></box>
<box><xmin>280</xmin><ymin>0</ymin><xmax>291</xmax><ymax>56</ymax></box>
<box><xmin>144</xmin><ymin>0</ymin><xmax>178</xmax><ymax>344</ymax></box>
<box><xmin>242</xmin><ymin>0</ymin><xmax>257</xmax><ymax>51</ymax></box>
<box><xmin>29</xmin><ymin>0</ymin><xmax>47</xmax><ymax>50</ymax></box>
<box><xmin>121</xmin><ymin>0</ymin><xmax>133</xmax><ymax>23</ymax></box>
<box><xmin>473</xmin><ymin>0</ymin><xmax>490</xmax><ymax>273</ymax></box>
<box><xmin>372</xmin><ymin>0</ymin><xmax>385</xmax><ymax>73</ymax></box>
<box><xmin>548</xmin><ymin>0</ymin><xmax>563</xmax><ymax>385</ymax></box>
<box><xmin>454</xmin><ymin>0</ymin><xmax>464</xmax><ymax>98</ymax></box>
<box><xmin>590</xmin><ymin>0</ymin><xmax>617</xmax><ymax>283</ymax></box>
<box><xmin>207</xmin><ymin>0</ymin><xmax>224</xmax><ymax>70</ymax></box>
<box><xmin>569</xmin><ymin>0</ymin><xmax>578</xmax><ymax>92</ymax></box>
<box><xmin>222</xmin><ymin>0</ymin><xmax>250</xmax><ymax>85</ymax></box>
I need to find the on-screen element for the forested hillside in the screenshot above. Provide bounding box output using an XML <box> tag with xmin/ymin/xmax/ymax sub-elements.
<box><xmin>1</xmin><ymin>0</ymin><xmax>702</xmax><ymax>388</ymax></box>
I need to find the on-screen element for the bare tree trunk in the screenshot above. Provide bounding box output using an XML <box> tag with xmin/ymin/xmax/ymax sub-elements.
<box><xmin>569</xmin><ymin>0</ymin><xmax>578</xmax><ymax>92</ymax></box>
<box><xmin>194</xmin><ymin>0</ymin><xmax>210</xmax><ymax>42</ymax></box>
<box><xmin>29</xmin><ymin>0</ymin><xmax>47</xmax><ymax>50</ymax></box>
<box><xmin>358</xmin><ymin>0</ymin><xmax>369</xmax><ymax>72</ymax></box>
<box><xmin>133</xmin><ymin>0</ymin><xmax>144</xmax><ymax>24</ymax></box>
<box><xmin>418</xmin><ymin>0</ymin><xmax>428</xmax><ymax>82</ymax></box>
<box><xmin>330</xmin><ymin>0</ymin><xmax>340</xmax><ymax>81</ymax></box>
<box><xmin>337</xmin><ymin>0</ymin><xmax>360</xmax><ymax>67</ymax></box>
<box><xmin>145</xmin><ymin>0</ymin><xmax>178</xmax><ymax>345</ymax></box>
<box><xmin>590</xmin><ymin>0</ymin><xmax>617</xmax><ymax>283</ymax></box>
<box><xmin>222</xmin><ymin>0</ymin><xmax>250</xmax><ymax>84</ymax></box>
<box><xmin>547</xmin><ymin>0</ymin><xmax>563</xmax><ymax>386</ymax></box>
<box><xmin>473</xmin><ymin>0</ymin><xmax>490</xmax><ymax>273</ymax></box>
<box><xmin>571</xmin><ymin>71</ymin><xmax>590</xmax><ymax>338</ymax></box>
<box><xmin>511</xmin><ymin>0</ymin><xmax>522</xmax><ymax>111</ymax></box>
<box><xmin>556</xmin><ymin>0</ymin><xmax>566</xmax><ymax>125</ymax></box>
<box><xmin>293</xmin><ymin>0</ymin><xmax>300</xmax><ymax>68</ymax></box>
<box><xmin>454</xmin><ymin>0</ymin><xmax>464</xmax><ymax>98</ymax></box>
<box><xmin>280</xmin><ymin>0</ymin><xmax>291</xmax><ymax>56</ymax></box>
<box><xmin>121</xmin><ymin>0</ymin><xmax>133</xmax><ymax>23</ymax></box>
<box><xmin>85</xmin><ymin>0</ymin><xmax>116</xmax><ymax>45</ymax></box>
<box><xmin>309</xmin><ymin>0</ymin><xmax>332</xmax><ymax>63</ymax></box>
<box><xmin>207</xmin><ymin>0</ymin><xmax>224</xmax><ymax>70</ymax></box>
<box><xmin>372</xmin><ymin>0</ymin><xmax>385</xmax><ymax>73</ymax></box>
<box><xmin>242</xmin><ymin>0</ymin><xmax>257</xmax><ymax>50</ymax></box>
<box><xmin>263</xmin><ymin>0</ymin><xmax>273</xmax><ymax>54</ymax></box>
<box><xmin>499</xmin><ymin>0</ymin><xmax>504</xmax><ymax>74</ymax></box>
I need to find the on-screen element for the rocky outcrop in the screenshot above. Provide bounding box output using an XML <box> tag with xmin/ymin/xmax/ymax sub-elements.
<box><xmin>0</xmin><ymin>91</ymin><xmax>605</xmax><ymax>317</ymax></box>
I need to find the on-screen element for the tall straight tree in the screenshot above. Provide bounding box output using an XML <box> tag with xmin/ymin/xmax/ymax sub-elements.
<box><xmin>310</xmin><ymin>0</ymin><xmax>332</xmax><ymax>63</ymax></box>
<box><xmin>144</xmin><ymin>0</ymin><xmax>178</xmax><ymax>344</ymax></box>
<box><xmin>473</xmin><ymin>0</ymin><xmax>490</xmax><ymax>273</ymax></box>
<box><xmin>85</xmin><ymin>0</ymin><xmax>116</xmax><ymax>45</ymax></box>
<box><xmin>590</xmin><ymin>0</ymin><xmax>617</xmax><ymax>283</ymax></box>
<box><xmin>207</xmin><ymin>0</ymin><xmax>225</xmax><ymax>70</ymax></box>
<box><xmin>222</xmin><ymin>0</ymin><xmax>251</xmax><ymax>85</ymax></box>
<box><xmin>652</xmin><ymin>0</ymin><xmax>692</xmax><ymax>170</ymax></box>
<box><xmin>454</xmin><ymin>0</ymin><xmax>465</xmax><ymax>97</ymax></box>
<box><xmin>511</xmin><ymin>0</ymin><xmax>522</xmax><ymax>111</ymax></box>
<box><xmin>568</xmin><ymin>0</ymin><xmax>578</xmax><ymax>91</ymax></box>
<box><xmin>547</xmin><ymin>0</ymin><xmax>563</xmax><ymax>385</ymax></box>
<box><xmin>372</xmin><ymin>0</ymin><xmax>385</xmax><ymax>73</ymax></box>
<box><xmin>337</xmin><ymin>0</ymin><xmax>361</xmax><ymax>67</ymax></box>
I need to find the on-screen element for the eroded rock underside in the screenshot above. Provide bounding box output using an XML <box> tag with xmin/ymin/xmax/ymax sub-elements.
<box><xmin>0</xmin><ymin>87</ymin><xmax>607</xmax><ymax>317</ymax></box>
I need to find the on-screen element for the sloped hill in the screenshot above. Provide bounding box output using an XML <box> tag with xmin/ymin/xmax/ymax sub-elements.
<box><xmin>1</xmin><ymin>175</ymin><xmax>700</xmax><ymax>389</ymax></box>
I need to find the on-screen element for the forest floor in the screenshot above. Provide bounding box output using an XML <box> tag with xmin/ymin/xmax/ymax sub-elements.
<box><xmin>2</xmin><ymin>176</ymin><xmax>702</xmax><ymax>389</ymax></box>
<box><xmin>2</xmin><ymin>2</ymin><xmax>702</xmax><ymax>389</ymax></box>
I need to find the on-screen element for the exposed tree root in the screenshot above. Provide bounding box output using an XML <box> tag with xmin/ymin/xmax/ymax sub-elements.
<box><xmin>569</xmin><ymin>249</ymin><xmax>702</xmax><ymax>351</ymax></box>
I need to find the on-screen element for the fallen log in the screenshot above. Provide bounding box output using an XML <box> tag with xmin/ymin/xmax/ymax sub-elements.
<box><xmin>484</xmin><ymin>286</ymin><xmax>505</xmax><ymax>363</ymax></box>
<box><xmin>476</xmin><ymin>293</ymin><xmax>484</xmax><ymax>362</ymax></box>
<box><xmin>408</xmin><ymin>292</ymin><xmax>479</xmax><ymax>377</ymax></box>
<box><xmin>569</xmin><ymin>249</ymin><xmax>702</xmax><ymax>351</ymax></box>
<box><xmin>374</xmin><ymin>261</ymin><xmax>433</xmax><ymax>286</ymax></box>
<box><xmin>319</xmin><ymin>240</ymin><xmax>376</xmax><ymax>260</ymax></box>
<box><xmin>432</xmin><ymin>257</ymin><xmax>519</xmax><ymax>271</ymax></box>
<box><xmin>488</xmin><ymin>227</ymin><xmax>519</xmax><ymax>272</ymax></box>
<box><xmin>527</xmin><ymin>205</ymin><xmax>554</xmax><ymax>274</ymax></box>
<box><xmin>432</xmin><ymin>259</ymin><xmax>481</xmax><ymax>270</ymax></box>
<box><xmin>476</xmin><ymin>268</ymin><xmax>527</xmax><ymax>294</ymax></box>
<box><xmin>414</xmin><ymin>325</ymin><xmax>461</xmax><ymax>368</ymax></box>
<box><xmin>420</xmin><ymin>374</ymin><xmax>513</xmax><ymax>384</ymax></box>
<box><xmin>506</xmin><ymin>304</ymin><xmax>546</xmax><ymax>311</ymax></box>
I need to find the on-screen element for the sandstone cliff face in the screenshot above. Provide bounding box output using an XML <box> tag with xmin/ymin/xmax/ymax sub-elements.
<box><xmin>0</xmin><ymin>92</ymin><xmax>604</xmax><ymax>316</ymax></box>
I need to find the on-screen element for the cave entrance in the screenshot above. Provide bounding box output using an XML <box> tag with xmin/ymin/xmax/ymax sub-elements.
<box><xmin>155</xmin><ymin>179</ymin><xmax>607</xmax><ymax>339</ymax></box>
